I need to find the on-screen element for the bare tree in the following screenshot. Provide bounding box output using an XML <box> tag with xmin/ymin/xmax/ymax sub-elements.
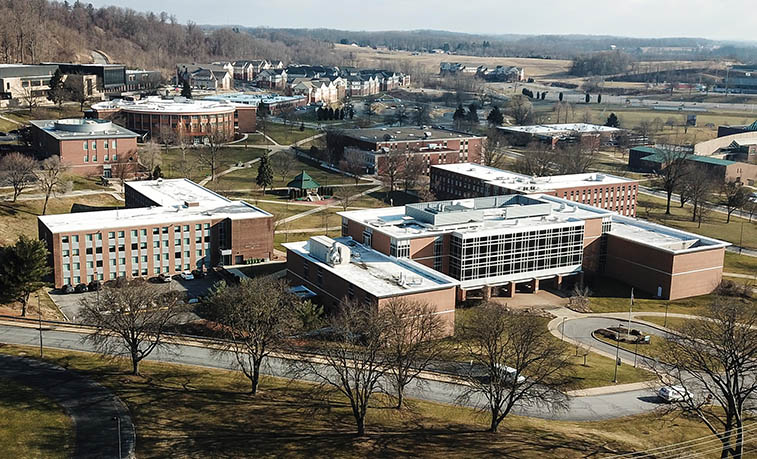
<box><xmin>271</xmin><ymin>151</ymin><xmax>293</xmax><ymax>184</ymax></box>
<box><xmin>0</xmin><ymin>152</ymin><xmax>37</xmax><ymax>201</ymax></box>
<box><xmin>554</xmin><ymin>144</ymin><xmax>597</xmax><ymax>175</ymax></box>
<box><xmin>506</xmin><ymin>95</ymin><xmax>533</xmax><ymax>125</ymax></box>
<box><xmin>19</xmin><ymin>84</ymin><xmax>38</xmax><ymax>115</ymax></box>
<box><xmin>382</xmin><ymin>299</ymin><xmax>445</xmax><ymax>409</ymax></box>
<box><xmin>334</xmin><ymin>185</ymin><xmax>354</xmax><ymax>211</ymax></box>
<box><xmin>401</xmin><ymin>155</ymin><xmax>425</xmax><ymax>192</ymax></box>
<box><xmin>198</xmin><ymin>129</ymin><xmax>225</xmax><ymax>182</ymax></box>
<box><xmin>79</xmin><ymin>281</ymin><xmax>185</xmax><ymax>375</ymax></box>
<box><xmin>111</xmin><ymin>151</ymin><xmax>137</xmax><ymax>185</ymax></box>
<box><xmin>292</xmin><ymin>300</ymin><xmax>388</xmax><ymax>436</ymax></box>
<box><xmin>394</xmin><ymin>104</ymin><xmax>408</xmax><ymax>126</ymax></box>
<box><xmin>721</xmin><ymin>180</ymin><xmax>750</xmax><ymax>223</ymax></box>
<box><xmin>140</xmin><ymin>141</ymin><xmax>162</xmax><ymax>178</ymax></box>
<box><xmin>512</xmin><ymin>142</ymin><xmax>555</xmax><ymax>176</ymax></box>
<box><xmin>679</xmin><ymin>165</ymin><xmax>715</xmax><ymax>222</ymax></box>
<box><xmin>35</xmin><ymin>156</ymin><xmax>69</xmax><ymax>215</ymax></box>
<box><xmin>411</xmin><ymin>104</ymin><xmax>431</xmax><ymax>126</ymax></box>
<box><xmin>338</xmin><ymin>149</ymin><xmax>365</xmax><ymax>185</ymax></box>
<box><xmin>207</xmin><ymin>278</ymin><xmax>299</xmax><ymax>395</ymax></box>
<box><xmin>379</xmin><ymin>149</ymin><xmax>404</xmax><ymax>193</ymax></box>
<box><xmin>656</xmin><ymin>146</ymin><xmax>690</xmax><ymax>215</ymax></box>
<box><xmin>482</xmin><ymin>129</ymin><xmax>508</xmax><ymax>168</ymax></box>
<box><xmin>651</xmin><ymin>299</ymin><xmax>757</xmax><ymax>459</ymax></box>
<box><xmin>457</xmin><ymin>303</ymin><xmax>573</xmax><ymax>433</ymax></box>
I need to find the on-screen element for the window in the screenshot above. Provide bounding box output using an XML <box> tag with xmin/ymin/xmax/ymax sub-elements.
<box><xmin>86</xmin><ymin>234</ymin><xmax>93</xmax><ymax>242</ymax></box>
<box><xmin>108</xmin><ymin>232</ymin><xmax>115</xmax><ymax>239</ymax></box>
<box><xmin>62</xmin><ymin>236</ymin><xmax>69</xmax><ymax>244</ymax></box>
<box><xmin>83</xmin><ymin>141</ymin><xmax>88</xmax><ymax>150</ymax></box>
<box><xmin>316</xmin><ymin>267</ymin><xmax>323</xmax><ymax>286</ymax></box>
<box><xmin>72</xmin><ymin>248</ymin><xmax>79</xmax><ymax>256</ymax></box>
<box><xmin>140</xmin><ymin>229</ymin><xmax>147</xmax><ymax>236</ymax></box>
<box><xmin>118</xmin><ymin>231</ymin><xmax>124</xmax><ymax>238</ymax></box>
<box><xmin>390</xmin><ymin>239</ymin><xmax>410</xmax><ymax>258</ymax></box>
<box><xmin>112</xmin><ymin>140</ymin><xmax>117</xmax><ymax>149</ymax></box>
<box><xmin>72</xmin><ymin>235</ymin><xmax>79</xmax><ymax>243</ymax></box>
<box><xmin>84</xmin><ymin>154</ymin><xmax>89</xmax><ymax>162</ymax></box>
<box><xmin>104</xmin><ymin>141</ymin><xmax>108</xmax><ymax>149</ymax></box>
<box><xmin>112</xmin><ymin>154</ymin><xmax>117</xmax><ymax>161</ymax></box>
<box><xmin>92</xmin><ymin>153</ymin><xmax>97</xmax><ymax>162</ymax></box>
<box><xmin>348</xmin><ymin>284</ymin><xmax>355</xmax><ymax>299</ymax></box>
<box><xmin>362</xmin><ymin>228</ymin><xmax>372</xmax><ymax>247</ymax></box>
<box><xmin>131</xmin><ymin>230</ymin><xmax>137</xmax><ymax>238</ymax></box>
<box><xmin>91</xmin><ymin>141</ymin><xmax>97</xmax><ymax>150</ymax></box>
<box><xmin>303</xmin><ymin>262</ymin><xmax>309</xmax><ymax>279</ymax></box>
<box><xmin>104</xmin><ymin>154</ymin><xmax>109</xmax><ymax>161</ymax></box>
<box><xmin>62</xmin><ymin>250</ymin><xmax>70</xmax><ymax>257</ymax></box>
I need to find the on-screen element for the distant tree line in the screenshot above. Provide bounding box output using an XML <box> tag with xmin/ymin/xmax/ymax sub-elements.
<box><xmin>569</xmin><ymin>51</ymin><xmax>634</xmax><ymax>77</ymax></box>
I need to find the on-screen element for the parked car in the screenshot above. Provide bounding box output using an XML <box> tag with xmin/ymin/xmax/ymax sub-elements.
<box><xmin>191</xmin><ymin>269</ymin><xmax>205</xmax><ymax>279</ymax></box>
<box><xmin>62</xmin><ymin>284</ymin><xmax>75</xmax><ymax>294</ymax></box>
<box><xmin>74</xmin><ymin>283</ymin><xmax>88</xmax><ymax>293</ymax></box>
<box><xmin>180</xmin><ymin>271</ymin><xmax>194</xmax><ymax>281</ymax></box>
<box><xmin>88</xmin><ymin>280</ymin><xmax>101</xmax><ymax>291</ymax></box>
<box><xmin>187</xmin><ymin>297</ymin><xmax>200</xmax><ymax>304</ymax></box>
<box><xmin>494</xmin><ymin>363</ymin><xmax>526</xmax><ymax>384</ymax></box>
<box><xmin>658</xmin><ymin>385</ymin><xmax>689</xmax><ymax>403</ymax></box>
<box><xmin>158</xmin><ymin>273</ymin><xmax>172</xmax><ymax>283</ymax></box>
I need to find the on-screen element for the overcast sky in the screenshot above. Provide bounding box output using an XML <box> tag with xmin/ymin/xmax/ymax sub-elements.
<box><xmin>84</xmin><ymin>0</ymin><xmax>757</xmax><ymax>42</ymax></box>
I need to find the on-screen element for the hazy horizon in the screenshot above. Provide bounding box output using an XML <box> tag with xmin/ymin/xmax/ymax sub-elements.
<box><xmin>83</xmin><ymin>0</ymin><xmax>757</xmax><ymax>42</ymax></box>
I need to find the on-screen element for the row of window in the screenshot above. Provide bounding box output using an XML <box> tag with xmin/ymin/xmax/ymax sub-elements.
<box><xmin>61</xmin><ymin>224</ymin><xmax>211</xmax><ymax>245</ymax></box>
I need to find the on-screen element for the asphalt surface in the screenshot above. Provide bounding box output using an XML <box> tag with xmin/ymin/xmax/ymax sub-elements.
<box><xmin>0</xmin><ymin>324</ymin><xmax>665</xmax><ymax>422</ymax></box>
<box><xmin>0</xmin><ymin>353</ymin><xmax>135</xmax><ymax>459</ymax></box>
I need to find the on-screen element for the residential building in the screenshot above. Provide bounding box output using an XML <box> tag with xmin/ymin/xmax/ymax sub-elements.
<box><xmin>121</xmin><ymin>70</ymin><xmax>163</xmax><ymax>93</ymax></box>
<box><xmin>629</xmin><ymin>146</ymin><xmax>757</xmax><ymax>185</ymax></box>
<box><xmin>176</xmin><ymin>63</ymin><xmax>233</xmax><ymax>91</ymax></box>
<box><xmin>285</xmin><ymin>235</ymin><xmax>457</xmax><ymax>335</ymax></box>
<box><xmin>332</xmin><ymin>127</ymin><xmax>485</xmax><ymax>175</ymax></box>
<box><xmin>90</xmin><ymin>97</ymin><xmax>237</xmax><ymax>143</ymax></box>
<box><xmin>0</xmin><ymin>64</ymin><xmax>58</xmax><ymax>108</ymax></box>
<box><xmin>336</xmin><ymin>194</ymin><xmax>728</xmax><ymax>301</ymax></box>
<box><xmin>38</xmin><ymin>178</ymin><xmax>274</xmax><ymax>289</ymax></box>
<box><xmin>254</xmin><ymin>68</ymin><xmax>287</xmax><ymax>90</ymax></box>
<box><xmin>29</xmin><ymin>119</ymin><xmax>139</xmax><ymax>178</ymax></box>
<box><xmin>430</xmin><ymin>163</ymin><xmax>638</xmax><ymax>216</ymax></box>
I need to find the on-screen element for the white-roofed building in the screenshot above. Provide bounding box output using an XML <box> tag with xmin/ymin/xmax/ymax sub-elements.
<box><xmin>38</xmin><ymin>179</ymin><xmax>274</xmax><ymax>289</ymax></box>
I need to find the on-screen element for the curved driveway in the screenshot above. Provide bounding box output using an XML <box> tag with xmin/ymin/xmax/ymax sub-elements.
<box><xmin>0</xmin><ymin>354</ymin><xmax>135</xmax><ymax>458</ymax></box>
<box><xmin>0</xmin><ymin>323</ymin><xmax>667</xmax><ymax>422</ymax></box>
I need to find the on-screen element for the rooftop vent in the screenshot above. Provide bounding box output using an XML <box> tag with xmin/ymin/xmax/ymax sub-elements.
<box><xmin>185</xmin><ymin>201</ymin><xmax>200</xmax><ymax>208</ymax></box>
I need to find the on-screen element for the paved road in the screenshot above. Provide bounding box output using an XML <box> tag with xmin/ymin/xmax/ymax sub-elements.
<box><xmin>0</xmin><ymin>354</ymin><xmax>135</xmax><ymax>458</ymax></box>
<box><xmin>0</xmin><ymin>323</ymin><xmax>664</xmax><ymax>422</ymax></box>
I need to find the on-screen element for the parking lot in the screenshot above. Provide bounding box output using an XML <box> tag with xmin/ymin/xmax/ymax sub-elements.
<box><xmin>49</xmin><ymin>271</ymin><xmax>223</xmax><ymax>323</ymax></box>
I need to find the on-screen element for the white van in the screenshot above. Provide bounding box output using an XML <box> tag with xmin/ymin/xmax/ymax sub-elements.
<box><xmin>494</xmin><ymin>364</ymin><xmax>526</xmax><ymax>384</ymax></box>
<box><xmin>658</xmin><ymin>385</ymin><xmax>689</xmax><ymax>402</ymax></box>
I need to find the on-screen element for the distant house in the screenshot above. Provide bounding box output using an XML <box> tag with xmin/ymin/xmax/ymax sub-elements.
<box><xmin>254</xmin><ymin>68</ymin><xmax>287</xmax><ymax>90</ymax></box>
<box><xmin>439</xmin><ymin>62</ymin><xmax>524</xmax><ymax>82</ymax></box>
<box><xmin>176</xmin><ymin>63</ymin><xmax>233</xmax><ymax>90</ymax></box>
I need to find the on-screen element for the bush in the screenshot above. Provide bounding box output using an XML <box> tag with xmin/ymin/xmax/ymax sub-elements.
<box><xmin>715</xmin><ymin>280</ymin><xmax>753</xmax><ymax>299</ymax></box>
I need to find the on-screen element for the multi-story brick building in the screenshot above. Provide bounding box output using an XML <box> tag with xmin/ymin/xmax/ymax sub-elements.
<box><xmin>29</xmin><ymin>118</ymin><xmax>139</xmax><ymax>179</ymax></box>
<box><xmin>332</xmin><ymin>127</ymin><xmax>485</xmax><ymax>175</ymax></box>
<box><xmin>431</xmin><ymin>163</ymin><xmax>639</xmax><ymax>216</ymax></box>
<box><xmin>284</xmin><ymin>235</ymin><xmax>458</xmax><ymax>335</ymax></box>
<box><xmin>90</xmin><ymin>97</ymin><xmax>242</xmax><ymax>143</ymax></box>
<box><xmin>38</xmin><ymin>178</ymin><xmax>274</xmax><ymax>289</ymax></box>
<box><xmin>334</xmin><ymin>194</ymin><xmax>728</xmax><ymax>301</ymax></box>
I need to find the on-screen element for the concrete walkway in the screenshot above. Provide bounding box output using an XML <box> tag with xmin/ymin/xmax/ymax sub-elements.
<box><xmin>275</xmin><ymin>184</ymin><xmax>383</xmax><ymax>226</ymax></box>
<box><xmin>0</xmin><ymin>354</ymin><xmax>135</xmax><ymax>459</ymax></box>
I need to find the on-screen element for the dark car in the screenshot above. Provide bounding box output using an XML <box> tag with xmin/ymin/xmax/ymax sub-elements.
<box><xmin>191</xmin><ymin>269</ymin><xmax>205</xmax><ymax>279</ymax></box>
<box><xmin>74</xmin><ymin>283</ymin><xmax>88</xmax><ymax>293</ymax></box>
<box><xmin>88</xmin><ymin>280</ymin><xmax>102</xmax><ymax>291</ymax></box>
<box><xmin>62</xmin><ymin>284</ymin><xmax>75</xmax><ymax>294</ymax></box>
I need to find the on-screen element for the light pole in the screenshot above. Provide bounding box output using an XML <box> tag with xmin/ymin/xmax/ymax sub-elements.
<box><xmin>113</xmin><ymin>416</ymin><xmax>121</xmax><ymax>458</ymax></box>
<box><xmin>37</xmin><ymin>293</ymin><xmax>43</xmax><ymax>358</ymax></box>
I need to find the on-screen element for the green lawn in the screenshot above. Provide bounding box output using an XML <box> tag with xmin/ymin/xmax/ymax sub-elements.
<box><xmin>636</xmin><ymin>193</ymin><xmax>757</xmax><ymax>250</ymax></box>
<box><xmin>594</xmin><ymin>334</ymin><xmax>667</xmax><ymax>362</ymax></box>
<box><xmin>724</xmin><ymin>252</ymin><xmax>757</xmax><ymax>276</ymax></box>
<box><xmin>0</xmin><ymin>378</ymin><xmax>73</xmax><ymax>459</ymax></box>
<box><xmin>636</xmin><ymin>315</ymin><xmax>695</xmax><ymax>331</ymax></box>
<box><xmin>258</xmin><ymin>122</ymin><xmax>319</xmax><ymax>145</ymax></box>
<box><xmin>0</xmin><ymin>193</ymin><xmax>124</xmax><ymax>245</ymax></box>
<box><xmin>275</xmin><ymin>230</ymin><xmax>341</xmax><ymax>251</ymax></box>
<box><xmin>0</xmin><ymin>344</ymin><xmax>714</xmax><ymax>458</ymax></box>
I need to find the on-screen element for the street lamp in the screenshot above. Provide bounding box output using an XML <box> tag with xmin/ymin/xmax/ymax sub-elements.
<box><xmin>113</xmin><ymin>416</ymin><xmax>121</xmax><ymax>458</ymax></box>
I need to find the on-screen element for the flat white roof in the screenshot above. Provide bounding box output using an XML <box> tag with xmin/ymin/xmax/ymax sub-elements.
<box><xmin>29</xmin><ymin>119</ymin><xmax>138</xmax><ymax>140</ymax></box>
<box><xmin>284</xmin><ymin>236</ymin><xmax>458</xmax><ymax>297</ymax></box>
<box><xmin>339</xmin><ymin>194</ymin><xmax>729</xmax><ymax>254</ymax></box>
<box><xmin>39</xmin><ymin>179</ymin><xmax>271</xmax><ymax>233</ymax></box>
<box><xmin>91</xmin><ymin>96</ymin><xmax>237</xmax><ymax>114</ymax></box>
<box><xmin>499</xmin><ymin>123</ymin><xmax>620</xmax><ymax>136</ymax></box>
<box><xmin>204</xmin><ymin>92</ymin><xmax>306</xmax><ymax>105</ymax></box>
<box><xmin>433</xmin><ymin>163</ymin><xmax>636</xmax><ymax>192</ymax></box>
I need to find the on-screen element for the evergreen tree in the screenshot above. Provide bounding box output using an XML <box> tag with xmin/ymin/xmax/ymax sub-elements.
<box><xmin>181</xmin><ymin>79</ymin><xmax>192</xmax><ymax>99</ymax></box>
<box><xmin>152</xmin><ymin>165</ymin><xmax>163</xmax><ymax>179</ymax></box>
<box><xmin>605</xmin><ymin>113</ymin><xmax>620</xmax><ymax>127</ymax></box>
<box><xmin>47</xmin><ymin>69</ymin><xmax>66</xmax><ymax>110</ymax></box>
<box><xmin>256</xmin><ymin>155</ymin><xmax>274</xmax><ymax>194</ymax></box>
<box><xmin>559</xmin><ymin>92</ymin><xmax>564</xmax><ymax>102</ymax></box>
<box><xmin>453</xmin><ymin>104</ymin><xmax>466</xmax><ymax>129</ymax></box>
<box><xmin>328</xmin><ymin>107</ymin><xmax>335</xmax><ymax>120</ymax></box>
<box><xmin>348</xmin><ymin>106</ymin><xmax>355</xmax><ymax>119</ymax></box>
<box><xmin>585</xmin><ymin>93</ymin><xmax>590</xmax><ymax>103</ymax></box>
<box><xmin>0</xmin><ymin>235</ymin><xmax>50</xmax><ymax>316</ymax></box>
<box><xmin>467</xmin><ymin>103</ymin><xmax>479</xmax><ymax>128</ymax></box>
<box><xmin>597</xmin><ymin>94</ymin><xmax>602</xmax><ymax>104</ymax></box>
<box><xmin>299</xmin><ymin>122</ymin><xmax>305</xmax><ymax>131</ymax></box>
<box><xmin>340</xmin><ymin>108</ymin><xmax>345</xmax><ymax>120</ymax></box>
<box><xmin>487</xmin><ymin>106</ymin><xmax>504</xmax><ymax>126</ymax></box>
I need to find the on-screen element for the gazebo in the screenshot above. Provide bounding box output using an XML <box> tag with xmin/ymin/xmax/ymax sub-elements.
<box><xmin>287</xmin><ymin>170</ymin><xmax>320</xmax><ymax>200</ymax></box>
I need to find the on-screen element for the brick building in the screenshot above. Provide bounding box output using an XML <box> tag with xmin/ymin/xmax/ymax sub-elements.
<box><xmin>90</xmin><ymin>97</ymin><xmax>244</xmax><ymax>143</ymax></box>
<box><xmin>284</xmin><ymin>235</ymin><xmax>458</xmax><ymax>335</ymax></box>
<box><xmin>29</xmin><ymin>119</ymin><xmax>139</xmax><ymax>179</ymax></box>
<box><xmin>335</xmin><ymin>194</ymin><xmax>728</xmax><ymax>301</ymax></box>
<box><xmin>38</xmin><ymin>178</ymin><xmax>274</xmax><ymax>289</ymax></box>
<box><xmin>630</xmin><ymin>146</ymin><xmax>757</xmax><ymax>185</ymax></box>
<box><xmin>332</xmin><ymin>127</ymin><xmax>485</xmax><ymax>175</ymax></box>
<box><xmin>430</xmin><ymin>163</ymin><xmax>639</xmax><ymax>216</ymax></box>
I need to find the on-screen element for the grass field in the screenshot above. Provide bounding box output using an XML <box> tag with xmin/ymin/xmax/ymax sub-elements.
<box><xmin>159</xmin><ymin>146</ymin><xmax>268</xmax><ymax>182</ymax></box>
<box><xmin>258</xmin><ymin>122</ymin><xmax>320</xmax><ymax>145</ymax></box>
<box><xmin>724</xmin><ymin>252</ymin><xmax>757</xmax><ymax>276</ymax></box>
<box><xmin>585</xmin><ymin>276</ymin><xmax>714</xmax><ymax>315</ymax></box>
<box><xmin>636</xmin><ymin>193</ymin><xmax>757</xmax><ymax>250</ymax></box>
<box><xmin>0</xmin><ymin>378</ymin><xmax>73</xmax><ymax>459</ymax></box>
<box><xmin>636</xmin><ymin>315</ymin><xmax>695</xmax><ymax>331</ymax></box>
<box><xmin>0</xmin><ymin>344</ymin><xmax>714</xmax><ymax>458</ymax></box>
<box><xmin>0</xmin><ymin>193</ymin><xmax>124</xmax><ymax>245</ymax></box>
